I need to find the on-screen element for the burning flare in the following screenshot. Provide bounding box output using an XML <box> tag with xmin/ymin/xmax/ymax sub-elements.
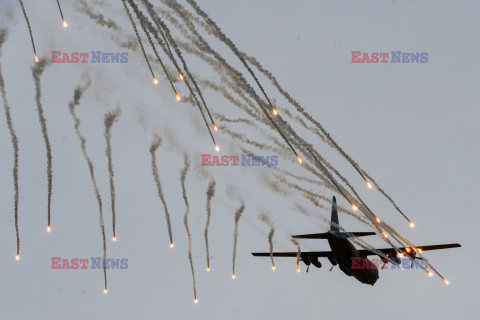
<box><xmin>153</xmin><ymin>77</ymin><xmax>158</xmax><ymax>85</ymax></box>
<box><xmin>297</xmin><ymin>267</ymin><xmax>301</xmax><ymax>273</ymax></box>
<box><xmin>381</xmin><ymin>231</ymin><xmax>388</xmax><ymax>239</ymax></box>
<box><xmin>366</xmin><ymin>181</ymin><xmax>373</xmax><ymax>189</ymax></box>
<box><xmin>296</xmin><ymin>155</ymin><xmax>303</xmax><ymax>164</ymax></box>
<box><xmin>213</xmin><ymin>124</ymin><xmax>218</xmax><ymax>132</ymax></box>
<box><xmin>351</xmin><ymin>204</ymin><xmax>358</xmax><ymax>211</ymax></box>
<box><xmin>46</xmin><ymin>225</ymin><xmax>51</xmax><ymax>233</ymax></box>
<box><xmin>409</xmin><ymin>221</ymin><xmax>415</xmax><ymax>228</ymax></box>
<box><xmin>375</xmin><ymin>217</ymin><xmax>381</xmax><ymax>224</ymax></box>
<box><xmin>271</xmin><ymin>265</ymin><xmax>276</xmax><ymax>271</ymax></box>
<box><xmin>272</xmin><ymin>108</ymin><xmax>278</xmax><ymax>116</ymax></box>
<box><xmin>103</xmin><ymin>289</ymin><xmax>108</xmax><ymax>294</ymax></box>
<box><xmin>206</xmin><ymin>268</ymin><xmax>210</xmax><ymax>272</ymax></box>
<box><xmin>15</xmin><ymin>254</ymin><xmax>20</xmax><ymax>261</ymax></box>
<box><xmin>232</xmin><ymin>274</ymin><xmax>236</xmax><ymax>279</ymax></box>
<box><xmin>179</xmin><ymin>72</ymin><xmax>184</xmax><ymax>80</ymax></box>
<box><xmin>34</xmin><ymin>54</ymin><xmax>39</xmax><ymax>63</ymax></box>
<box><xmin>170</xmin><ymin>243</ymin><xmax>174</xmax><ymax>248</ymax></box>
<box><xmin>215</xmin><ymin>144</ymin><xmax>220</xmax><ymax>152</ymax></box>
<box><xmin>112</xmin><ymin>237</ymin><xmax>117</xmax><ymax>242</ymax></box>
<box><xmin>176</xmin><ymin>93</ymin><xmax>181</xmax><ymax>101</ymax></box>
<box><xmin>194</xmin><ymin>299</ymin><xmax>199</xmax><ymax>304</ymax></box>
<box><xmin>444</xmin><ymin>279</ymin><xmax>450</xmax><ymax>285</ymax></box>
<box><xmin>62</xmin><ymin>20</ymin><xmax>68</xmax><ymax>28</ymax></box>
<box><xmin>428</xmin><ymin>271</ymin><xmax>434</xmax><ymax>277</ymax></box>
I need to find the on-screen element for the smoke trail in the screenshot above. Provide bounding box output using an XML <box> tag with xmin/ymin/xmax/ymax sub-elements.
<box><xmin>104</xmin><ymin>107</ymin><xmax>121</xmax><ymax>240</ymax></box>
<box><xmin>180</xmin><ymin>153</ymin><xmax>197</xmax><ymax>301</ymax></box>
<box><xmin>126</xmin><ymin>0</ymin><xmax>177</xmax><ymax>95</ymax></box>
<box><xmin>0</xmin><ymin>29</ymin><xmax>20</xmax><ymax>257</ymax></box>
<box><xmin>290</xmin><ymin>238</ymin><xmax>301</xmax><ymax>271</ymax></box>
<box><xmin>258</xmin><ymin>213</ymin><xmax>275</xmax><ymax>269</ymax></box>
<box><xmin>31</xmin><ymin>58</ymin><xmax>53</xmax><ymax>230</ymax></box>
<box><xmin>76</xmin><ymin>0</ymin><xmax>119</xmax><ymax>30</ymax></box>
<box><xmin>68</xmin><ymin>82</ymin><xmax>108</xmax><ymax>292</ymax></box>
<box><xmin>142</xmin><ymin>0</ymin><xmax>218</xmax><ymax>143</ymax></box>
<box><xmin>232</xmin><ymin>201</ymin><xmax>245</xmax><ymax>277</ymax></box>
<box><xmin>184</xmin><ymin>0</ymin><xmax>299</xmax><ymax>159</ymax></box>
<box><xmin>204</xmin><ymin>179</ymin><xmax>216</xmax><ymax>270</ymax></box>
<box><xmin>56</xmin><ymin>0</ymin><xmax>66</xmax><ymax>24</ymax></box>
<box><xmin>121</xmin><ymin>0</ymin><xmax>155</xmax><ymax>80</ymax></box>
<box><xmin>142</xmin><ymin>0</ymin><xmax>217</xmax><ymax>128</ymax></box>
<box><xmin>17</xmin><ymin>0</ymin><xmax>37</xmax><ymax>60</ymax></box>
<box><xmin>150</xmin><ymin>135</ymin><xmax>173</xmax><ymax>245</ymax></box>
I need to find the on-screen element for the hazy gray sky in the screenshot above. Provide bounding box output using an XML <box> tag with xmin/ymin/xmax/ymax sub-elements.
<box><xmin>0</xmin><ymin>1</ymin><xmax>477</xmax><ymax>319</ymax></box>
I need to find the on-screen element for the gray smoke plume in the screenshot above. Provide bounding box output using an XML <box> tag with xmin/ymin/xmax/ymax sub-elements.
<box><xmin>104</xmin><ymin>107</ymin><xmax>121</xmax><ymax>239</ymax></box>
<box><xmin>204</xmin><ymin>179</ymin><xmax>216</xmax><ymax>270</ymax></box>
<box><xmin>76</xmin><ymin>0</ymin><xmax>119</xmax><ymax>30</ymax></box>
<box><xmin>180</xmin><ymin>153</ymin><xmax>197</xmax><ymax>300</ymax></box>
<box><xmin>258</xmin><ymin>213</ymin><xmax>275</xmax><ymax>268</ymax></box>
<box><xmin>290</xmin><ymin>238</ymin><xmax>301</xmax><ymax>271</ymax></box>
<box><xmin>121</xmin><ymin>0</ymin><xmax>155</xmax><ymax>79</ymax></box>
<box><xmin>150</xmin><ymin>135</ymin><xmax>173</xmax><ymax>245</ymax></box>
<box><xmin>68</xmin><ymin>82</ymin><xmax>108</xmax><ymax>292</ymax></box>
<box><xmin>18</xmin><ymin>0</ymin><xmax>37</xmax><ymax>58</ymax></box>
<box><xmin>232</xmin><ymin>201</ymin><xmax>245</xmax><ymax>277</ymax></box>
<box><xmin>31</xmin><ymin>57</ymin><xmax>53</xmax><ymax>229</ymax></box>
<box><xmin>0</xmin><ymin>29</ymin><xmax>20</xmax><ymax>256</ymax></box>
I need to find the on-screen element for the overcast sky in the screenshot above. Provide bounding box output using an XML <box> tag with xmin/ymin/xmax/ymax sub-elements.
<box><xmin>0</xmin><ymin>0</ymin><xmax>478</xmax><ymax>319</ymax></box>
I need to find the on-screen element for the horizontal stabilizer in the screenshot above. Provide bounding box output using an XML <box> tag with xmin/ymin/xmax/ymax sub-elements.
<box><xmin>292</xmin><ymin>231</ymin><xmax>376</xmax><ymax>240</ymax></box>
<box><xmin>292</xmin><ymin>232</ymin><xmax>331</xmax><ymax>239</ymax></box>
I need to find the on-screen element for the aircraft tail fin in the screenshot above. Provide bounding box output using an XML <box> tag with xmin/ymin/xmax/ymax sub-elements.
<box><xmin>330</xmin><ymin>196</ymin><xmax>339</xmax><ymax>232</ymax></box>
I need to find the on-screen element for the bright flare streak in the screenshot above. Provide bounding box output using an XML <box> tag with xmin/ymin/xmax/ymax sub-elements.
<box><xmin>297</xmin><ymin>267</ymin><xmax>301</xmax><ymax>273</ymax></box>
<box><xmin>382</xmin><ymin>232</ymin><xmax>388</xmax><ymax>239</ymax></box>
<box><xmin>297</xmin><ymin>155</ymin><xmax>303</xmax><ymax>164</ymax></box>
<box><xmin>351</xmin><ymin>204</ymin><xmax>358</xmax><ymax>211</ymax></box>
<box><xmin>63</xmin><ymin>20</ymin><xmax>68</xmax><ymax>28</ymax></box>
<box><xmin>417</xmin><ymin>248</ymin><xmax>422</xmax><ymax>253</ymax></box>
<box><xmin>176</xmin><ymin>94</ymin><xmax>181</xmax><ymax>101</ymax></box>
<box><xmin>153</xmin><ymin>77</ymin><xmax>158</xmax><ymax>85</ymax></box>
<box><xmin>112</xmin><ymin>237</ymin><xmax>117</xmax><ymax>242</ymax></box>
<box><xmin>366</xmin><ymin>181</ymin><xmax>373</xmax><ymax>189</ymax></box>
<box><xmin>170</xmin><ymin>243</ymin><xmax>174</xmax><ymax>248</ymax></box>
<box><xmin>444</xmin><ymin>279</ymin><xmax>450</xmax><ymax>285</ymax></box>
<box><xmin>207</xmin><ymin>268</ymin><xmax>210</xmax><ymax>272</ymax></box>
<box><xmin>409</xmin><ymin>221</ymin><xmax>415</xmax><ymax>228</ymax></box>
<box><xmin>104</xmin><ymin>289</ymin><xmax>108</xmax><ymax>294</ymax></box>
<box><xmin>271</xmin><ymin>266</ymin><xmax>276</xmax><ymax>271</ymax></box>
<box><xmin>215</xmin><ymin>144</ymin><xmax>220</xmax><ymax>152</ymax></box>
<box><xmin>15</xmin><ymin>254</ymin><xmax>20</xmax><ymax>261</ymax></box>
<box><xmin>35</xmin><ymin>55</ymin><xmax>39</xmax><ymax>63</ymax></box>
<box><xmin>406</xmin><ymin>247</ymin><xmax>411</xmax><ymax>253</ymax></box>
<box><xmin>232</xmin><ymin>274</ymin><xmax>236</xmax><ymax>279</ymax></box>
<box><xmin>428</xmin><ymin>272</ymin><xmax>434</xmax><ymax>277</ymax></box>
<box><xmin>213</xmin><ymin>124</ymin><xmax>218</xmax><ymax>132</ymax></box>
<box><xmin>272</xmin><ymin>108</ymin><xmax>278</xmax><ymax>116</ymax></box>
<box><xmin>179</xmin><ymin>73</ymin><xmax>184</xmax><ymax>80</ymax></box>
<box><xmin>46</xmin><ymin>225</ymin><xmax>51</xmax><ymax>232</ymax></box>
<box><xmin>194</xmin><ymin>299</ymin><xmax>199</xmax><ymax>304</ymax></box>
<box><xmin>375</xmin><ymin>217</ymin><xmax>381</xmax><ymax>224</ymax></box>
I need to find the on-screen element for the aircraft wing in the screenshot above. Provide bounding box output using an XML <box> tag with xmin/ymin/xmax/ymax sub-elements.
<box><xmin>252</xmin><ymin>251</ymin><xmax>333</xmax><ymax>258</ymax></box>
<box><xmin>359</xmin><ymin>243</ymin><xmax>461</xmax><ymax>257</ymax></box>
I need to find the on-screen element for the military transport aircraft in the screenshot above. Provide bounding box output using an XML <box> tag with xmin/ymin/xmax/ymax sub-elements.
<box><xmin>252</xmin><ymin>196</ymin><xmax>461</xmax><ymax>286</ymax></box>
